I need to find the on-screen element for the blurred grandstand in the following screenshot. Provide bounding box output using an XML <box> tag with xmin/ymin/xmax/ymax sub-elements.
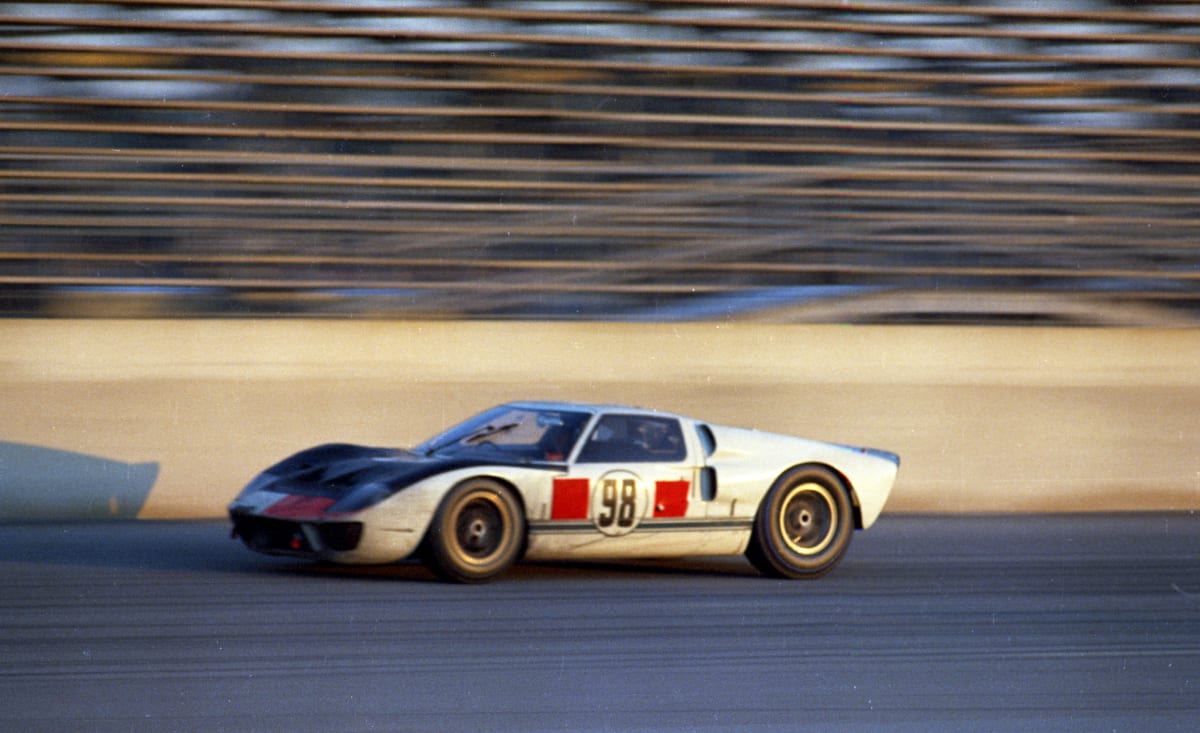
<box><xmin>1</xmin><ymin>0</ymin><xmax>1198</xmax><ymax>324</ymax></box>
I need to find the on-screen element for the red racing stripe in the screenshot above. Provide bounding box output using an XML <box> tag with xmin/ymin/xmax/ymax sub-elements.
<box><xmin>264</xmin><ymin>495</ymin><xmax>336</xmax><ymax>519</ymax></box>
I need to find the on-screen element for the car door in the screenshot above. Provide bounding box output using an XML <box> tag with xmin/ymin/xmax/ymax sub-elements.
<box><xmin>544</xmin><ymin>413</ymin><xmax>698</xmax><ymax>546</ymax></box>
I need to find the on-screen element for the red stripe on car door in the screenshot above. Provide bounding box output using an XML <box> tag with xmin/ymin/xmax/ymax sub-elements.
<box><xmin>653</xmin><ymin>480</ymin><xmax>689</xmax><ymax>518</ymax></box>
<box><xmin>551</xmin><ymin>477</ymin><xmax>590</xmax><ymax>520</ymax></box>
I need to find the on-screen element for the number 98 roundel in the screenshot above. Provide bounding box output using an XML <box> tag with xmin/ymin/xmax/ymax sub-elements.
<box><xmin>592</xmin><ymin>471</ymin><xmax>648</xmax><ymax>536</ymax></box>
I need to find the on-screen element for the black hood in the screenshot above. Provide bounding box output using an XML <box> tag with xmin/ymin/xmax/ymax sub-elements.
<box><xmin>259</xmin><ymin>443</ymin><xmax>560</xmax><ymax>502</ymax></box>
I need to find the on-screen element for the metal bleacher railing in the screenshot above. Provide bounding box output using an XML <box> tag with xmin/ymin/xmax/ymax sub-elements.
<box><xmin>2</xmin><ymin>1</ymin><xmax>1198</xmax><ymax>323</ymax></box>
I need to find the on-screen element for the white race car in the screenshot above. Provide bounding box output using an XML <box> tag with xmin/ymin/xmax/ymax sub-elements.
<box><xmin>229</xmin><ymin>401</ymin><xmax>899</xmax><ymax>582</ymax></box>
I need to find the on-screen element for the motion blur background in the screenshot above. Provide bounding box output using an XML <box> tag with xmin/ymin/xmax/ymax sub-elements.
<box><xmin>3</xmin><ymin>0</ymin><xmax>1198</xmax><ymax>325</ymax></box>
<box><xmin>3</xmin><ymin>2</ymin><xmax>1200</xmax><ymax>520</ymax></box>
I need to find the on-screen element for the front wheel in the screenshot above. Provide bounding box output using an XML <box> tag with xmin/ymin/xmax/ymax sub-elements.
<box><xmin>424</xmin><ymin>478</ymin><xmax>525</xmax><ymax>583</ymax></box>
<box><xmin>746</xmin><ymin>466</ymin><xmax>854</xmax><ymax>579</ymax></box>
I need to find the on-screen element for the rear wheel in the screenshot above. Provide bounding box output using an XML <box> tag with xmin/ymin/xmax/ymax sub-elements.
<box><xmin>746</xmin><ymin>465</ymin><xmax>853</xmax><ymax>579</ymax></box>
<box><xmin>424</xmin><ymin>478</ymin><xmax>525</xmax><ymax>583</ymax></box>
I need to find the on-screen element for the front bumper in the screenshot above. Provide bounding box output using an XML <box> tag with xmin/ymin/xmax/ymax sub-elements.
<box><xmin>230</xmin><ymin>511</ymin><xmax>364</xmax><ymax>559</ymax></box>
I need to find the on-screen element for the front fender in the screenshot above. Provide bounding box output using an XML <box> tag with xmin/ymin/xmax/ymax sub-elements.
<box><xmin>359</xmin><ymin>465</ymin><xmax>518</xmax><ymax>541</ymax></box>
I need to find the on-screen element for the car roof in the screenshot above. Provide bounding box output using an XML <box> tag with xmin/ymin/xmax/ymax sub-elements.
<box><xmin>504</xmin><ymin>400</ymin><xmax>685</xmax><ymax>420</ymax></box>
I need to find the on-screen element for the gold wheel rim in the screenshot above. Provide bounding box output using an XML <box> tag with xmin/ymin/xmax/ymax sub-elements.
<box><xmin>451</xmin><ymin>490</ymin><xmax>512</xmax><ymax>567</ymax></box>
<box><xmin>777</xmin><ymin>483</ymin><xmax>837</xmax><ymax>556</ymax></box>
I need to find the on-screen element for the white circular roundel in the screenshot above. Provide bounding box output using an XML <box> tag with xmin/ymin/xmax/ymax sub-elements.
<box><xmin>590</xmin><ymin>470</ymin><xmax>649</xmax><ymax>536</ymax></box>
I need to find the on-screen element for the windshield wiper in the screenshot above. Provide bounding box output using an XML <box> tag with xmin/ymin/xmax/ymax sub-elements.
<box><xmin>425</xmin><ymin>422</ymin><xmax>519</xmax><ymax>456</ymax></box>
<box><xmin>463</xmin><ymin>422</ymin><xmax>520</xmax><ymax>445</ymax></box>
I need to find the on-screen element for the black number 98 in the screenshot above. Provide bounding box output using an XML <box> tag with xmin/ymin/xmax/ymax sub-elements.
<box><xmin>597</xmin><ymin>478</ymin><xmax>637</xmax><ymax>528</ymax></box>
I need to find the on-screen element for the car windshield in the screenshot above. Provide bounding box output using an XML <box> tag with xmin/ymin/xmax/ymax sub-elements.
<box><xmin>416</xmin><ymin>405</ymin><xmax>592</xmax><ymax>463</ymax></box>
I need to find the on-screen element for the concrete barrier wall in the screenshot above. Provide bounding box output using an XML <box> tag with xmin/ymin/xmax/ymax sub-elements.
<box><xmin>3</xmin><ymin>319</ymin><xmax>1198</xmax><ymax>519</ymax></box>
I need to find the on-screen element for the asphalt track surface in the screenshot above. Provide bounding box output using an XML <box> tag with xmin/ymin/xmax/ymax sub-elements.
<box><xmin>1</xmin><ymin>515</ymin><xmax>1197</xmax><ymax>732</ymax></box>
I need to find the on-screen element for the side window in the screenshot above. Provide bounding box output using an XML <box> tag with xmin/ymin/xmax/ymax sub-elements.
<box><xmin>576</xmin><ymin>415</ymin><xmax>687</xmax><ymax>463</ymax></box>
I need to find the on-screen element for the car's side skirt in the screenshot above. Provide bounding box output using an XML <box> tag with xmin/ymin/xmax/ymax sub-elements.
<box><xmin>524</xmin><ymin>519</ymin><xmax>751</xmax><ymax>560</ymax></box>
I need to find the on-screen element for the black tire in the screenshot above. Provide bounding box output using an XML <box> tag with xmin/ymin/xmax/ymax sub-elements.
<box><xmin>746</xmin><ymin>465</ymin><xmax>854</xmax><ymax>579</ymax></box>
<box><xmin>424</xmin><ymin>478</ymin><xmax>525</xmax><ymax>583</ymax></box>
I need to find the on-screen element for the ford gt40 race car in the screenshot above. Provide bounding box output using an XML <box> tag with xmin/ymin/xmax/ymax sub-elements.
<box><xmin>229</xmin><ymin>401</ymin><xmax>899</xmax><ymax>582</ymax></box>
